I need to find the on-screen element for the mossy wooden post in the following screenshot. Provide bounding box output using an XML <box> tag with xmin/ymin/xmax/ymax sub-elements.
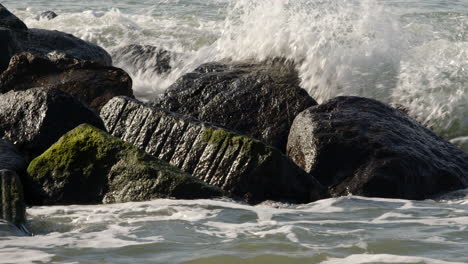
<box><xmin>0</xmin><ymin>169</ymin><xmax>26</xmax><ymax>226</ymax></box>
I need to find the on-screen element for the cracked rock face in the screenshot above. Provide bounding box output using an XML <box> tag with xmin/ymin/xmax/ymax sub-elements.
<box><xmin>0</xmin><ymin>52</ymin><xmax>133</xmax><ymax>111</ymax></box>
<box><xmin>0</xmin><ymin>87</ymin><xmax>105</xmax><ymax>161</ymax></box>
<box><xmin>287</xmin><ymin>96</ymin><xmax>468</xmax><ymax>200</ymax></box>
<box><xmin>27</xmin><ymin>124</ymin><xmax>222</xmax><ymax>205</ymax></box>
<box><xmin>153</xmin><ymin>59</ymin><xmax>317</xmax><ymax>152</ymax></box>
<box><xmin>101</xmin><ymin>96</ymin><xmax>327</xmax><ymax>204</ymax></box>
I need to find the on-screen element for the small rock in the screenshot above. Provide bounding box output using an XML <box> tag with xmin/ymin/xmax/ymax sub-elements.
<box><xmin>36</xmin><ymin>11</ymin><xmax>58</xmax><ymax>20</ymax></box>
<box><xmin>154</xmin><ymin>59</ymin><xmax>317</xmax><ymax>152</ymax></box>
<box><xmin>0</xmin><ymin>169</ymin><xmax>26</xmax><ymax>226</ymax></box>
<box><xmin>27</xmin><ymin>124</ymin><xmax>223</xmax><ymax>205</ymax></box>
<box><xmin>101</xmin><ymin>96</ymin><xmax>327</xmax><ymax>204</ymax></box>
<box><xmin>0</xmin><ymin>52</ymin><xmax>133</xmax><ymax>111</ymax></box>
<box><xmin>287</xmin><ymin>96</ymin><xmax>468</xmax><ymax>199</ymax></box>
<box><xmin>0</xmin><ymin>139</ymin><xmax>26</xmax><ymax>172</ymax></box>
<box><xmin>112</xmin><ymin>44</ymin><xmax>172</xmax><ymax>75</ymax></box>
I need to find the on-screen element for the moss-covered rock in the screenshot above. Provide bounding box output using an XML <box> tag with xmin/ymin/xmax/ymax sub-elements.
<box><xmin>0</xmin><ymin>169</ymin><xmax>26</xmax><ymax>226</ymax></box>
<box><xmin>27</xmin><ymin>124</ymin><xmax>222</xmax><ymax>205</ymax></box>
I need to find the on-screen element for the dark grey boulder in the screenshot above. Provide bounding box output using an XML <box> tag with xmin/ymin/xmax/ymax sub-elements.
<box><xmin>0</xmin><ymin>139</ymin><xmax>26</xmax><ymax>173</ymax></box>
<box><xmin>0</xmin><ymin>52</ymin><xmax>133</xmax><ymax>111</ymax></box>
<box><xmin>27</xmin><ymin>124</ymin><xmax>222</xmax><ymax>205</ymax></box>
<box><xmin>100</xmin><ymin>96</ymin><xmax>327</xmax><ymax>204</ymax></box>
<box><xmin>0</xmin><ymin>169</ymin><xmax>26</xmax><ymax>226</ymax></box>
<box><xmin>0</xmin><ymin>87</ymin><xmax>105</xmax><ymax>161</ymax></box>
<box><xmin>36</xmin><ymin>11</ymin><xmax>58</xmax><ymax>20</ymax></box>
<box><xmin>0</xmin><ymin>27</ymin><xmax>18</xmax><ymax>73</ymax></box>
<box><xmin>287</xmin><ymin>96</ymin><xmax>468</xmax><ymax>199</ymax></box>
<box><xmin>112</xmin><ymin>44</ymin><xmax>172</xmax><ymax>75</ymax></box>
<box><xmin>0</xmin><ymin>4</ymin><xmax>111</xmax><ymax>68</ymax></box>
<box><xmin>14</xmin><ymin>29</ymin><xmax>112</xmax><ymax>66</ymax></box>
<box><xmin>153</xmin><ymin>59</ymin><xmax>317</xmax><ymax>152</ymax></box>
<box><xmin>0</xmin><ymin>4</ymin><xmax>27</xmax><ymax>31</ymax></box>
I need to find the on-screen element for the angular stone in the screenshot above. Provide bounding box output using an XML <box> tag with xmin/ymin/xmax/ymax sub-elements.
<box><xmin>0</xmin><ymin>27</ymin><xmax>18</xmax><ymax>73</ymax></box>
<box><xmin>0</xmin><ymin>52</ymin><xmax>133</xmax><ymax>111</ymax></box>
<box><xmin>0</xmin><ymin>87</ymin><xmax>105</xmax><ymax>161</ymax></box>
<box><xmin>101</xmin><ymin>96</ymin><xmax>327</xmax><ymax>204</ymax></box>
<box><xmin>0</xmin><ymin>4</ymin><xmax>27</xmax><ymax>31</ymax></box>
<box><xmin>0</xmin><ymin>169</ymin><xmax>26</xmax><ymax>226</ymax></box>
<box><xmin>153</xmin><ymin>59</ymin><xmax>317</xmax><ymax>152</ymax></box>
<box><xmin>27</xmin><ymin>124</ymin><xmax>222</xmax><ymax>205</ymax></box>
<box><xmin>287</xmin><ymin>96</ymin><xmax>468</xmax><ymax>199</ymax></box>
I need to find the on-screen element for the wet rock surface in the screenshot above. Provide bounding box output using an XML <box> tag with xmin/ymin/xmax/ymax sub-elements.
<box><xmin>101</xmin><ymin>96</ymin><xmax>327</xmax><ymax>204</ymax></box>
<box><xmin>0</xmin><ymin>52</ymin><xmax>133</xmax><ymax>111</ymax></box>
<box><xmin>153</xmin><ymin>59</ymin><xmax>317</xmax><ymax>152</ymax></box>
<box><xmin>0</xmin><ymin>4</ymin><xmax>27</xmax><ymax>31</ymax></box>
<box><xmin>27</xmin><ymin>124</ymin><xmax>222</xmax><ymax>205</ymax></box>
<box><xmin>0</xmin><ymin>169</ymin><xmax>26</xmax><ymax>226</ymax></box>
<box><xmin>0</xmin><ymin>139</ymin><xmax>26</xmax><ymax>173</ymax></box>
<box><xmin>287</xmin><ymin>96</ymin><xmax>468</xmax><ymax>199</ymax></box>
<box><xmin>36</xmin><ymin>11</ymin><xmax>58</xmax><ymax>20</ymax></box>
<box><xmin>0</xmin><ymin>4</ymin><xmax>111</xmax><ymax>73</ymax></box>
<box><xmin>112</xmin><ymin>44</ymin><xmax>172</xmax><ymax>75</ymax></box>
<box><xmin>0</xmin><ymin>87</ymin><xmax>105</xmax><ymax>161</ymax></box>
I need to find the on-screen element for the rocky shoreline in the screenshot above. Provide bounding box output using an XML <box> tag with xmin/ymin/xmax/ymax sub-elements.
<box><xmin>0</xmin><ymin>4</ymin><xmax>467</xmax><ymax>232</ymax></box>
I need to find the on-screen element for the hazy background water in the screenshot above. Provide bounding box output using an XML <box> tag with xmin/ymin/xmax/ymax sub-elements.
<box><xmin>0</xmin><ymin>0</ymin><xmax>467</xmax><ymax>263</ymax></box>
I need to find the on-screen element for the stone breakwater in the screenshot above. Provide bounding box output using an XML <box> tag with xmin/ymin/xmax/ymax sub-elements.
<box><xmin>0</xmin><ymin>4</ymin><xmax>467</xmax><ymax>232</ymax></box>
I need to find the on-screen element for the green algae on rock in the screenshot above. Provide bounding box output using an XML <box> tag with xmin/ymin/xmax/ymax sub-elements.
<box><xmin>27</xmin><ymin>124</ymin><xmax>223</xmax><ymax>205</ymax></box>
<box><xmin>0</xmin><ymin>169</ymin><xmax>26</xmax><ymax>226</ymax></box>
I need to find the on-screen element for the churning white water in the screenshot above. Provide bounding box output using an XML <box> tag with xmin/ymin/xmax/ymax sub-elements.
<box><xmin>1</xmin><ymin>0</ymin><xmax>467</xmax><ymax>263</ymax></box>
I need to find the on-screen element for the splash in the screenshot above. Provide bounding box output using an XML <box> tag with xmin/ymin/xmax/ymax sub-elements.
<box><xmin>12</xmin><ymin>0</ymin><xmax>468</xmax><ymax>140</ymax></box>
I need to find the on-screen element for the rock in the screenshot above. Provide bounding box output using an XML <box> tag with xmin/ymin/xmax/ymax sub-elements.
<box><xmin>27</xmin><ymin>124</ymin><xmax>222</xmax><ymax>205</ymax></box>
<box><xmin>0</xmin><ymin>87</ymin><xmax>105</xmax><ymax>161</ymax></box>
<box><xmin>36</xmin><ymin>11</ymin><xmax>58</xmax><ymax>20</ymax></box>
<box><xmin>14</xmin><ymin>29</ymin><xmax>112</xmax><ymax>66</ymax></box>
<box><xmin>153</xmin><ymin>59</ymin><xmax>317</xmax><ymax>152</ymax></box>
<box><xmin>0</xmin><ymin>52</ymin><xmax>133</xmax><ymax>111</ymax></box>
<box><xmin>0</xmin><ymin>169</ymin><xmax>26</xmax><ymax>226</ymax></box>
<box><xmin>112</xmin><ymin>44</ymin><xmax>172</xmax><ymax>75</ymax></box>
<box><xmin>0</xmin><ymin>4</ymin><xmax>27</xmax><ymax>31</ymax></box>
<box><xmin>0</xmin><ymin>139</ymin><xmax>27</xmax><ymax>172</ymax></box>
<box><xmin>287</xmin><ymin>96</ymin><xmax>468</xmax><ymax>199</ymax></box>
<box><xmin>0</xmin><ymin>27</ymin><xmax>18</xmax><ymax>73</ymax></box>
<box><xmin>100</xmin><ymin>96</ymin><xmax>327</xmax><ymax>204</ymax></box>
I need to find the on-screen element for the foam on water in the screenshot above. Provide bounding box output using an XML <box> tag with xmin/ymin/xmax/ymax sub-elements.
<box><xmin>10</xmin><ymin>0</ymin><xmax>468</xmax><ymax>140</ymax></box>
<box><xmin>1</xmin><ymin>194</ymin><xmax>468</xmax><ymax>263</ymax></box>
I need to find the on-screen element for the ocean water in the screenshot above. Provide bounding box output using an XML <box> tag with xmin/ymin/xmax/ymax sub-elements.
<box><xmin>1</xmin><ymin>0</ymin><xmax>467</xmax><ymax>263</ymax></box>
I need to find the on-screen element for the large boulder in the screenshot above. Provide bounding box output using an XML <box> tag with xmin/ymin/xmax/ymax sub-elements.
<box><xmin>0</xmin><ymin>4</ymin><xmax>27</xmax><ymax>31</ymax></box>
<box><xmin>27</xmin><ymin>124</ymin><xmax>222</xmax><ymax>205</ymax></box>
<box><xmin>0</xmin><ymin>52</ymin><xmax>133</xmax><ymax>111</ymax></box>
<box><xmin>287</xmin><ymin>96</ymin><xmax>468</xmax><ymax>199</ymax></box>
<box><xmin>100</xmin><ymin>96</ymin><xmax>327</xmax><ymax>204</ymax></box>
<box><xmin>153</xmin><ymin>59</ymin><xmax>317</xmax><ymax>152</ymax></box>
<box><xmin>0</xmin><ymin>169</ymin><xmax>26</xmax><ymax>226</ymax></box>
<box><xmin>112</xmin><ymin>44</ymin><xmax>172</xmax><ymax>75</ymax></box>
<box><xmin>0</xmin><ymin>87</ymin><xmax>105</xmax><ymax>161</ymax></box>
<box><xmin>0</xmin><ymin>4</ymin><xmax>111</xmax><ymax>73</ymax></box>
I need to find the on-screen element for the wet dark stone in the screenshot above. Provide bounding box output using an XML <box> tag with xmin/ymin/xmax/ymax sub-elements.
<box><xmin>0</xmin><ymin>52</ymin><xmax>133</xmax><ymax>111</ymax></box>
<box><xmin>287</xmin><ymin>96</ymin><xmax>468</xmax><ymax>199</ymax></box>
<box><xmin>154</xmin><ymin>59</ymin><xmax>317</xmax><ymax>152</ymax></box>
<box><xmin>101</xmin><ymin>96</ymin><xmax>327</xmax><ymax>204</ymax></box>
<box><xmin>0</xmin><ymin>169</ymin><xmax>26</xmax><ymax>226</ymax></box>
<box><xmin>0</xmin><ymin>4</ymin><xmax>27</xmax><ymax>31</ymax></box>
<box><xmin>0</xmin><ymin>87</ymin><xmax>105</xmax><ymax>161</ymax></box>
<box><xmin>112</xmin><ymin>44</ymin><xmax>172</xmax><ymax>75</ymax></box>
<box><xmin>36</xmin><ymin>11</ymin><xmax>58</xmax><ymax>20</ymax></box>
